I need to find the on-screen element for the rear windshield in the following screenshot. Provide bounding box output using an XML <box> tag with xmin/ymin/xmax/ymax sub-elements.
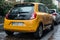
<box><xmin>10</xmin><ymin>4</ymin><xmax>34</xmax><ymax>14</ymax></box>
<box><xmin>8</xmin><ymin>4</ymin><xmax>34</xmax><ymax>20</ymax></box>
<box><xmin>10</xmin><ymin>7</ymin><xmax>34</xmax><ymax>14</ymax></box>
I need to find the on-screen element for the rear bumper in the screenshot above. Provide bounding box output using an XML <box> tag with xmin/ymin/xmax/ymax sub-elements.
<box><xmin>4</xmin><ymin>25</ymin><xmax>37</xmax><ymax>32</ymax></box>
<box><xmin>4</xmin><ymin>18</ymin><xmax>39</xmax><ymax>32</ymax></box>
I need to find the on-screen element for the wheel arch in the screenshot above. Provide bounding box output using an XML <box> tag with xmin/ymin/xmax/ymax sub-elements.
<box><xmin>36</xmin><ymin>22</ymin><xmax>43</xmax><ymax>32</ymax></box>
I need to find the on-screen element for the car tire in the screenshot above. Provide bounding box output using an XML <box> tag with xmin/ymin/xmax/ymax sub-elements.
<box><xmin>54</xmin><ymin>21</ymin><xmax>58</xmax><ymax>25</ymax></box>
<box><xmin>50</xmin><ymin>22</ymin><xmax>54</xmax><ymax>30</ymax></box>
<box><xmin>34</xmin><ymin>24</ymin><xmax>43</xmax><ymax>38</ymax></box>
<box><xmin>5</xmin><ymin>30</ymin><xmax>14</xmax><ymax>36</ymax></box>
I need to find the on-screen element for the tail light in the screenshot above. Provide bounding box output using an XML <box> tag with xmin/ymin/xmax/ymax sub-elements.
<box><xmin>52</xmin><ymin>13</ymin><xmax>57</xmax><ymax>16</ymax></box>
<box><xmin>6</xmin><ymin>13</ymin><xmax>9</xmax><ymax>19</ymax></box>
<box><xmin>30</xmin><ymin>12</ymin><xmax>37</xmax><ymax>19</ymax></box>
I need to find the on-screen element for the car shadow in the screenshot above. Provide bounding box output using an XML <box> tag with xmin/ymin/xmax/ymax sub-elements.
<box><xmin>4</xmin><ymin>30</ymin><xmax>53</xmax><ymax>40</ymax></box>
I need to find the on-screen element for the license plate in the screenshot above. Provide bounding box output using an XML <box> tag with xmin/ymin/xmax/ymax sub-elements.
<box><xmin>12</xmin><ymin>22</ymin><xmax>24</xmax><ymax>26</ymax></box>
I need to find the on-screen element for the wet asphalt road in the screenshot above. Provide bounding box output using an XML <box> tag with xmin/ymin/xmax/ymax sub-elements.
<box><xmin>49</xmin><ymin>24</ymin><xmax>60</xmax><ymax>40</ymax></box>
<box><xmin>0</xmin><ymin>24</ymin><xmax>58</xmax><ymax>40</ymax></box>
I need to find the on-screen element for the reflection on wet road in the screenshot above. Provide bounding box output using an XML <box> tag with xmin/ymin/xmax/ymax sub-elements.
<box><xmin>0</xmin><ymin>24</ymin><xmax>59</xmax><ymax>40</ymax></box>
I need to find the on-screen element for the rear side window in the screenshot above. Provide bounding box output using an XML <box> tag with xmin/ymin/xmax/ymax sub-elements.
<box><xmin>38</xmin><ymin>4</ymin><xmax>49</xmax><ymax>13</ymax></box>
<box><xmin>38</xmin><ymin>5</ymin><xmax>44</xmax><ymax>12</ymax></box>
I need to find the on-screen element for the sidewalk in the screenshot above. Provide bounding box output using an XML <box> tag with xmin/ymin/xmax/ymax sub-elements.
<box><xmin>0</xmin><ymin>16</ymin><xmax>4</xmax><ymax>31</ymax></box>
<box><xmin>48</xmin><ymin>25</ymin><xmax>60</xmax><ymax>40</ymax></box>
<box><xmin>0</xmin><ymin>23</ymin><xmax>3</xmax><ymax>25</ymax></box>
<box><xmin>0</xmin><ymin>23</ymin><xmax>4</xmax><ymax>31</ymax></box>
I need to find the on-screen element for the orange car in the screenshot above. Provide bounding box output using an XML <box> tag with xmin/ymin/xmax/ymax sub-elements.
<box><xmin>4</xmin><ymin>3</ymin><xmax>54</xmax><ymax>37</ymax></box>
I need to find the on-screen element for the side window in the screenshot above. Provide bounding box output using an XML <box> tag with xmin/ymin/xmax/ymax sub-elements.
<box><xmin>38</xmin><ymin>5</ymin><xmax>45</xmax><ymax>12</ymax></box>
<box><xmin>44</xmin><ymin>6</ymin><xmax>49</xmax><ymax>13</ymax></box>
<box><xmin>38</xmin><ymin>4</ymin><xmax>49</xmax><ymax>13</ymax></box>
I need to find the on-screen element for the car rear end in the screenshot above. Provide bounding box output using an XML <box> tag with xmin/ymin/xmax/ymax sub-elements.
<box><xmin>49</xmin><ymin>9</ymin><xmax>57</xmax><ymax>21</ymax></box>
<box><xmin>4</xmin><ymin>3</ymin><xmax>38</xmax><ymax>32</ymax></box>
<box><xmin>52</xmin><ymin>12</ymin><xmax>57</xmax><ymax>21</ymax></box>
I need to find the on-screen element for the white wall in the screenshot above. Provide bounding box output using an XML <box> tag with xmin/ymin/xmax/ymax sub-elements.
<box><xmin>16</xmin><ymin>0</ymin><xmax>20</xmax><ymax>2</ymax></box>
<box><xmin>16</xmin><ymin>0</ymin><xmax>24</xmax><ymax>3</ymax></box>
<box><xmin>20</xmin><ymin>0</ymin><xmax>24</xmax><ymax>3</ymax></box>
<box><xmin>5</xmin><ymin>0</ymin><xmax>8</xmax><ymax>1</ymax></box>
<box><xmin>52</xmin><ymin>0</ymin><xmax>58</xmax><ymax>8</ymax></box>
